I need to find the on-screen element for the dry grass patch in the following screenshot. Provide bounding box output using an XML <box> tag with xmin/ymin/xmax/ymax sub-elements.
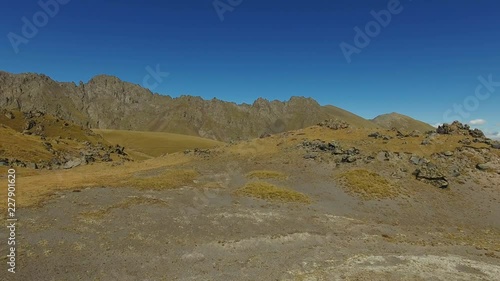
<box><xmin>338</xmin><ymin>169</ymin><xmax>400</xmax><ymax>199</ymax></box>
<box><xmin>235</xmin><ymin>181</ymin><xmax>310</xmax><ymax>203</ymax></box>
<box><xmin>95</xmin><ymin>129</ymin><xmax>223</xmax><ymax>159</ymax></box>
<box><xmin>246</xmin><ymin>170</ymin><xmax>288</xmax><ymax>180</ymax></box>
<box><xmin>129</xmin><ymin>169</ymin><xmax>199</xmax><ymax>190</ymax></box>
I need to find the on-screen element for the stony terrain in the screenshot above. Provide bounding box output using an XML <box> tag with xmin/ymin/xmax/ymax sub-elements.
<box><xmin>1</xmin><ymin>118</ymin><xmax>499</xmax><ymax>280</ymax></box>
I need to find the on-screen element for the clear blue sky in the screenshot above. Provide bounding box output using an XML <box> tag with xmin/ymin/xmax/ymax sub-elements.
<box><xmin>1</xmin><ymin>0</ymin><xmax>499</xmax><ymax>137</ymax></box>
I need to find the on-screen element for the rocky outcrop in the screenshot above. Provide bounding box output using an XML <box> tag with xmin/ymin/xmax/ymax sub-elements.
<box><xmin>368</xmin><ymin>132</ymin><xmax>392</xmax><ymax>140</ymax></box>
<box><xmin>436</xmin><ymin>121</ymin><xmax>485</xmax><ymax>138</ymax></box>
<box><xmin>413</xmin><ymin>163</ymin><xmax>449</xmax><ymax>188</ymax></box>
<box><xmin>317</xmin><ymin>119</ymin><xmax>349</xmax><ymax>130</ymax></box>
<box><xmin>299</xmin><ymin>139</ymin><xmax>360</xmax><ymax>162</ymax></box>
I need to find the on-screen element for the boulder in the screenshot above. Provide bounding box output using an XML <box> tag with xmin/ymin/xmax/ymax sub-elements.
<box><xmin>459</xmin><ymin>138</ymin><xmax>472</xmax><ymax>145</ymax></box>
<box><xmin>476</xmin><ymin>162</ymin><xmax>499</xmax><ymax>173</ymax></box>
<box><xmin>102</xmin><ymin>153</ymin><xmax>112</xmax><ymax>162</ymax></box>
<box><xmin>114</xmin><ymin>145</ymin><xmax>126</xmax><ymax>155</ymax></box>
<box><xmin>342</xmin><ymin>156</ymin><xmax>357</xmax><ymax>163</ymax></box>
<box><xmin>470</xmin><ymin>129</ymin><xmax>485</xmax><ymax>138</ymax></box>
<box><xmin>63</xmin><ymin>158</ymin><xmax>82</xmax><ymax>169</ymax></box>
<box><xmin>443</xmin><ymin>151</ymin><xmax>454</xmax><ymax>157</ymax></box>
<box><xmin>414</xmin><ymin>163</ymin><xmax>449</xmax><ymax>188</ymax></box>
<box><xmin>377</xmin><ymin>151</ymin><xmax>391</xmax><ymax>161</ymax></box>
<box><xmin>24</xmin><ymin>120</ymin><xmax>36</xmax><ymax>131</ymax></box>
<box><xmin>409</xmin><ymin>130</ymin><xmax>421</xmax><ymax>137</ymax></box>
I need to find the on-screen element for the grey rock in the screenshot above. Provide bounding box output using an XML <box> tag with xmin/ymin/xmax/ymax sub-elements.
<box><xmin>332</xmin><ymin>148</ymin><xmax>344</xmax><ymax>155</ymax></box>
<box><xmin>114</xmin><ymin>145</ymin><xmax>126</xmax><ymax>155</ymax></box>
<box><xmin>102</xmin><ymin>153</ymin><xmax>112</xmax><ymax>162</ymax></box>
<box><xmin>342</xmin><ymin>156</ymin><xmax>357</xmax><ymax>163</ymax></box>
<box><xmin>443</xmin><ymin>151</ymin><xmax>454</xmax><ymax>157</ymax></box>
<box><xmin>303</xmin><ymin>154</ymin><xmax>317</xmax><ymax>159</ymax></box>
<box><xmin>414</xmin><ymin>164</ymin><xmax>449</xmax><ymax>188</ymax></box>
<box><xmin>410</xmin><ymin>155</ymin><xmax>428</xmax><ymax>165</ymax></box>
<box><xmin>63</xmin><ymin>158</ymin><xmax>82</xmax><ymax>169</ymax></box>
<box><xmin>409</xmin><ymin>130</ymin><xmax>421</xmax><ymax>137</ymax></box>
<box><xmin>377</xmin><ymin>151</ymin><xmax>392</xmax><ymax>161</ymax></box>
<box><xmin>459</xmin><ymin>138</ymin><xmax>472</xmax><ymax>145</ymax></box>
<box><xmin>24</xmin><ymin>120</ymin><xmax>36</xmax><ymax>131</ymax></box>
<box><xmin>346</xmin><ymin>148</ymin><xmax>360</xmax><ymax>156</ymax></box>
<box><xmin>476</xmin><ymin>163</ymin><xmax>498</xmax><ymax>172</ymax></box>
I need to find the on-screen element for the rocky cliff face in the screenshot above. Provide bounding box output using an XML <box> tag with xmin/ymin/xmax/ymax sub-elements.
<box><xmin>0</xmin><ymin>71</ymin><xmax>375</xmax><ymax>141</ymax></box>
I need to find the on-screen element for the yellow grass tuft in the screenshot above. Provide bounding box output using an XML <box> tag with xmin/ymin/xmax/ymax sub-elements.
<box><xmin>235</xmin><ymin>181</ymin><xmax>310</xmax><ymax>203</ymax></box>
<box><xmin>246</xmin><ymin>170</ymin><xmax>288</xmax><ymax>180</ymax></box>
<box><xmin>129</xmin><ymin>169</ymin><xmax>199</xmax><ymax>190</ymax></box>
<box><xmin>338</xmin><ymin>169</ymin><xmax>400</xmax><ymax>199</ymax></box>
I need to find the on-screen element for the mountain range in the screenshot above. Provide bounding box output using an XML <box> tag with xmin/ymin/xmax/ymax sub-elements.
<box><xmin>0</xmin><ymin>71</ymin><xmax>433</xmax><ymax>141</ymax></box>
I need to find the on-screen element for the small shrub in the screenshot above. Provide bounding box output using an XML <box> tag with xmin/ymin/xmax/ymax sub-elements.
<box><xmin>246</xmin><ymin>170</ymin><xmax>288</xmax><ymax>180</ymax></box>
<box><xmin>338</xmin><ymin>169</ymin><xmax>399</xmax><ymax>199</ymax></box>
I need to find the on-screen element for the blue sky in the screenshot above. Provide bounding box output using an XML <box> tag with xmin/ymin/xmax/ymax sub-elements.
<box><xmin>1</xmin><ymin>0</ymin><xmax>499</xmax><ymax>137</ymax></box>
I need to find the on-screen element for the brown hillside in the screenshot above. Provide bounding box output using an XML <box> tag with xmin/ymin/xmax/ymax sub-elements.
<box><xmin>372</xmin><ymin>112</ymin><xmax>434</xmax><ymax>133</ymax></box>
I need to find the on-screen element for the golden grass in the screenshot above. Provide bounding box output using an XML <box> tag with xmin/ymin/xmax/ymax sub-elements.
<box><xmin>338</xmin><ymin>169</ymin><xmax>400</xmax><ymax>199</ymax></box>
<box><xmin>0</xmin><ymin>127</ymin><xmax>54</xmax><ymax>162</ymax></box>
<box><xmin>0</xmin><ymin>154</ymin><xmax>193</xmax><ymax>209</ymax></box>
<box><xmin>246</xmin><ymin>170</ymin><xmax>288</xmax><ymax>180</ymax></box>
<box><xmin>288</xmin><ymin>126</ymin><xmax>492</xmax><ymax>158</ymax></box>
<box><xmin>226</xmin><ymin>138</ymin><xmax>281</xmax><ymax>156</ymax></box>
<box><xmin>128</xmin><ymin>169</ymin><xmax>199</xmax><ymax>190</ymax></box>
<box><xmin>235</xmin><ymin>181</ymin><xmax>310</xmax><ymax>203</ymax></box>
<box><xmin>94</xmin><ymin>129</ymin><xmax>223</xmax><ymax>159</ymax></box>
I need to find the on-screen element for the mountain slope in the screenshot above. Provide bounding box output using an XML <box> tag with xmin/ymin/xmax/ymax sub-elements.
<box><xmin>0</xmin><ymin>71</ymin><xmax>384</xmax><ymax>141</ymax></box>
<box><xmin>372</xmin><ymin>112</ymin><xmax>434</xmax><ymax>132</ymax></box>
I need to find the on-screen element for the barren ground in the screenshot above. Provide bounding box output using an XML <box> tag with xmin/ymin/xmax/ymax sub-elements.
<box><xmin>1</xmin><ymin>126</ymin><xmax>500</xmax><ymax>280</ymax></box>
